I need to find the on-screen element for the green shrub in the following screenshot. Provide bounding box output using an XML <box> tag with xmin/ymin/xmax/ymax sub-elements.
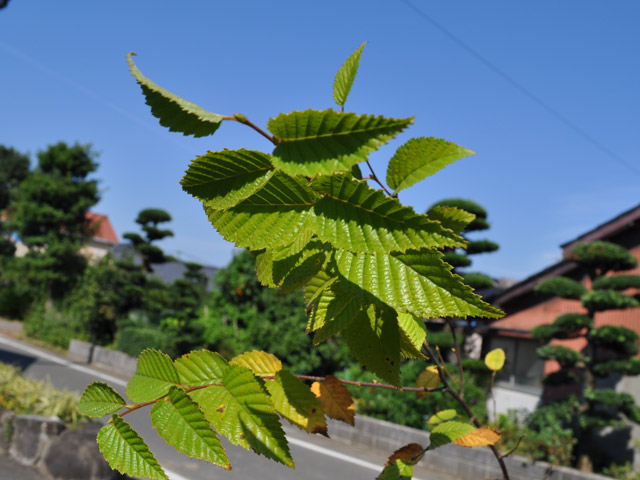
<box><xmin>23</xmin><ymin>302</ymin><xmax>87</xmax><ymax>349</ymax></box>
<box><xmin>535</xmin><ymin>277</ymin><xmax>587</xmax><ymax>299</ymax></box>
<box><xmin>592</xmin><ymin>275</ymin><xmax>640</xmax><ymax>291</ymax></box>
<box><xmin>581</xmin><ymin>290</ymin><xmax>639</xmax><ymax>312</ymax></box>
<box><xmin>589</xmin><ymin>326</ymin><xmax>639</xmax><ymax>355</ymax></box>
<box><xmin>496</xmin><ymin>408</ymin><xmax>576</xmax><ymax>466</ymax></box>
<box><xmin>571</xmin><ymin>241</ymin><xmax>637</xmax><ymax>273</ymax></box>
<box><xmin>114</xmin><ymin>325</ymin><xmax>178</xmax><ymax>358</ymax></box>
<box><xmin>536</xmin><ymin>345</ymin><xmax>584</xmax><ymax>366</ymax></box>
<box><xmin>0</xmin><ymin>362</ymin><xmax>82</xmax><ymax>425</ymax></box>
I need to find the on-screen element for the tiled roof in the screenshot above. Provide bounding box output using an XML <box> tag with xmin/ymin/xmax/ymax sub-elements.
<box><xmin>86</xmin><ymin>212</ymin><xmax>118</xmax><ymax>243</ymax></box>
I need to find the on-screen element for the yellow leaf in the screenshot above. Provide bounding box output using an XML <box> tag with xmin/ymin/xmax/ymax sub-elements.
<box><xmin>310</xmin><ymin>375</ymin><xmax>355</xmax><ymax>426</ymax></box>
<box><xmin>484</xmin><ymin>348</ymin><xmax>505</xmax><ymax>371</ymax></box>
<box><xmin>454</xmin><ymin>426</ymin><xmax>502</xmax><ymax>448</ymax></box>
<box><xmin>416</xmin><ymin>365</ymin><xmax>440</xmax><ymax>398</ymax></box>
<box><xmin>385</xmin><ymin>443</ymin><xmax>424</xmax><ymax>466</ymax></box>
<box><xmin>229</xmin><ymin>350</ymin><xmax>282</xmax><ymax>376</ymax></box>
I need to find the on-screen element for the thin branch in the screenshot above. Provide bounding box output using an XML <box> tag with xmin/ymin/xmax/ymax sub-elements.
<box><xmin>118</xmin><ymin>383</ymin><xmax>217</xmax><ymax>418</ymax></box>
<box><xmin>446</xmin><ymin>318</ymin><xmax>465</xmax><ymax>398</ymax></box>
<box><xmin>292</xmin><ymin>374</ymin><xmax>445</xmax><ymax>393</ymax></box>
<box><xmin>500</xmin><ymin>435</ymin><xmax>525</xmax><ymax>459</ymax></box>
<box><xmin>231</xmin><ymin>113</ymin><xmax>279</xmax><ymax>145</ymax></box>
<box><xmin>365</xmin><ymin>159</ymin><xmax>392</xmax><ymax>196</ymax></box>
<box><xmin>424</xmin><ymin>344</ymin><xmax>511</xmax><ymax>480</ymax></box>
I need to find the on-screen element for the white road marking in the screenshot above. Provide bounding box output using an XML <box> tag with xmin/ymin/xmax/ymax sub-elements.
<box><xmin>0</xmin><ymin>334</ymin><xmax>426</xmax><ymax>480</ymax></box>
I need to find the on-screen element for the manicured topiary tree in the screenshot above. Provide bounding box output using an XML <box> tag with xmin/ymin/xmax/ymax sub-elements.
<box><xmin>532</xmin><ymin>240</ymin><xmax>640</xmax><ymax>469</ymax></box>
<box><xmin>427</xmin><ymin>199</ymin><xmax>499</xmax><ymax>291</ymax></box>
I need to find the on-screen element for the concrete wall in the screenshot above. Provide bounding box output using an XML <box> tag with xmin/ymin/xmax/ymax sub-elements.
<box><xmin>489</xmin><ymin>383</ymin><xmax>541</xmax><ymax>420</ymax></box>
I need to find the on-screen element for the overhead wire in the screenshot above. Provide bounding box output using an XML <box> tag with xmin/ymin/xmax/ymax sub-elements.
<box><xmin>399</xmin><ymin>0</ymin><xmax>640</xmax><ymax>177</ymax></box>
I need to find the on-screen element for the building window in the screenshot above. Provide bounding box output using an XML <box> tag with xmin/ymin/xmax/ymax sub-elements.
<box><xmin>489</xmin><ymin>337</ymin><xmax>544</xmax><ymax>388</ymax></box>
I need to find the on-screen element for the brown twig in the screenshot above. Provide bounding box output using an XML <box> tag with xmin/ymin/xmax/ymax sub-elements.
<box><xmin>292</xmin><ymin>374</ymin><xmax>445</xmax><ymax>393</ymax></box>
<box><xmin>424</xmin><ymin>344</ymin><xmax>511</xmax><ymax>480</ymax></box>
<box><xmin>500</xmin><ymin>435</ymin><xmax>525</xmax><ymax>459</ymax></box>
<box><xmin>118</xmin><ymin>383</ymin><xmax>217</xmax><ymax>418</ymax></box>
<box><xmin>446</xmin><ymin>318</ymin><xmax>465</xmax><ymax>398</ymax></box>
<box><xmin>231</xmin><ymin>113</ymin><xmax>280</xmax><ymax>145</ymax></box>
<box><xmin>365</xmin><ymin>159</ymin><xmax>393</xmax><ymax>196</ymax></box>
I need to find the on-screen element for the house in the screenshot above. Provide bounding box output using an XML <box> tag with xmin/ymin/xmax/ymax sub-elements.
<box><xmin>483</xmin><ymin>204</ymin><xmax>640</xmax><ymax>416</ymax></box>
<box><xmin>78</xmin><ymin>212</ymin><xmax>120</xmax><ymax>263</ymax></box>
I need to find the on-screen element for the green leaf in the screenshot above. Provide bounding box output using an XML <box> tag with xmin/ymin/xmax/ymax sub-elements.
<box><xmin>342</xmin><ymin>304</ymin><xmax>401</xmax><ymax>386</ymax></box>
<box><xmin>97</xmin><ymin>415</ymin><xmax>167</xmax><ymax>480</ymax></box>
<box><xmin>181</xmin><ymin>149</ymin><xmax>274</xmax><ymax>209</ymax></box>
<box><xmin>268</xmin><ymin>109</ymin><xmax>413</xmax><ymax>176</ymax></box>
<box><xmin>255</xmin><ymin>239</ymin><xmax>329</xmax><ymax>292</ymax></box>
<box><xmin>205</xmin><ymin>171</ymin><xmax>316</xmax><ymax>250</ymax></box>
<box><xmin>78</xmin><ymin>382</ymin><xmax>126</xmax><ymax>417</ymax></box>
<box><xmin>174</xmin><ymin>349</ymin><xmax>228</xmax><ymax>387</ymax></box>
<box><xmin>264</xmin><ymin>370</ymin><xmax>327</xmax><ymax>435</ymax></box>
<box><xmin>230</xmin><ymin>350</ymin><xmax>283</xmax><ymax>376</ymax></box>
<box><xmin>127</xmin><ymin>349</ymin><xmax>180</xmax><ymax>403</ymax></box>
<box><xmin>127</xmin><ymin>53</ymin><xmax>223</xmax><ymax>137</ymax></box>
<box><xmin>378</xmin><ymin>460</ymin><xmax>414</xmax><ymax>480</ymax></box>
<box><xmin>308</xmin><ymin>278</ymin><xmax>363</xmax><ymax>344</ymax></box>
<box><xmin>386</xmin><ymin>137</ymin><xmax>475</xmax><ymax>193</ymax></box>
<box><xmin>333</xmin><ymin>42</ymin><xmax>366</xmax><ymax>108</ymax></box>
<box><xmin>428</xmin><ymin>421</ymin><xmax>476</xmax><ymax>450</ymax></box>
<box><xmin>189</xmin><ymin>365</ymin><xmax>293</xmax><ymax>467</ymax></box>
<box><xmin>311</xmin><ymin>174</ymin><xmax>465</xmax><ymax>253</ymax></box>
<box><xmin>304</xmin><ymin>269</ymin><xmax>338</xmax><ymax>306</ymax></box>
<box><xmin>426</xmin><ymin>205</ymin><xmax>476</xmax><ymax>234</ymax></box>
<box><xmin>334</xmin><ymin>249</ymin><xmax>503</xmax><ymax>319</ymax></box>
<box><xmin>397</xmin><ymin>313</ymin><xmax>427</xmax><ymax>359</ymax></box>
<box><xmin>150</xmin><ymin>387</ymin><xmax>230</xmax><ymax>469</ymax></box>
<box><xmin>427</xmin><ymin>409</ymin><xmax>458</xmax><ymax>425</ymax></box>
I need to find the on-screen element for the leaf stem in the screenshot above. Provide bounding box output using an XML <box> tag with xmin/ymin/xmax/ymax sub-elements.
<box><xmin>118</xmin><ymin>383</ymin><xmax>218</xmax><ymax>418</ymax></box>
<box><xmin>232</xmin><ymin>113</ymin><xmax>280</xmax><ymax>145</ymax></box>
<box><xmin>365</xmin><ymin>159</ymin><xmax>392</xmax><ymax>196</ymax></box>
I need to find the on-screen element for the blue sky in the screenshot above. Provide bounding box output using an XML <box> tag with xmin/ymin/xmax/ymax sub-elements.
<box><xmin>1</xmin><ymin>1</ymin><xmax>638</xmax><ymax>280</ymax></box>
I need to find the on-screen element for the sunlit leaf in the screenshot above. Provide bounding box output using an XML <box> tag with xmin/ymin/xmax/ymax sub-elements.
<box><xmin>78</xmin><ymin>382</ymin><xmax>126</xmax><ymax>417</ymax></box>
<box><xmin>174</xmin><ymin>350</ymin><xmax>228</xmax><ymax>387</ymax></box>
<box><xmin>151</xmin><ymin>387</ymin><xmax>230</xmax><ymax>468</ymax></box>
<box><xmin>416</xmin><ymin>365</ymin><xmax>440</xmax><ymax>398</ymax></box>
<box><xmin>127</xmin><ymin>349</ymin><xmax>180</xmax><ymax>403</ymax></box>
<box><xmin>454</xmin><ymin>426</ymin><xmax>502</xmax><ymax>448</ymax></box>
<box><xmin>387</xmin><ymin>137</ymin><xmax>475</xmax><ymax>193</ymax></box>
<box><xmin>230</xmin><ymin>350</ymin><xmax>283</xmax><ymax>377</ymax></box>
<box><xmin>428</xmin><ymin>421</ymin><xmax>476</xmax><ymax>450</ymax></box>
<box><xmin>205</xmin><ymin>171</ymin><xmax>316</xmax><ymax>250</ymax></box>
<box><xmin>335</xmin><ymin>249</ymin><xmax>503</xmax><ymax>319</ymax></box>
<box><xmin>268</xmin><ymin>109</ymin><xmax>413</xmax><ymax>176</ymax></box>
<box><xmin>333</xmin><ymin>42</ymin><xmax>366</xmax><ymax>108</ymax></box>
<box><xmin>304</xmin><ymin>269</ymin><xmax>338</xmax><ymax>307</ymax></box>
<box><xmin>189</xmin><ymin>365</ymin><xmax>293</xmax><ymax>467</ymax></box>
<box><xmin>484</xmin><ymin>348</ymin><xmax>506</xmax><ymax>371</ymax></box>
<box><xmin>310</xmin><ymin>375</ymin><xmax>355</xmax><ymax>425</ymax></box>
<box><xmin>265</xmin><ymin>370</ymin><xmax>327</xmax><ymax>435</ymax></box>
<box><xmin>97</xmin><ymin>415</ymin><xmax>167</xmax><ymax>480</ymax></box>
<box><xmin>127</xmin><ymin>53</ymin><xmax>223</xmax><ymax>137</ymax></box>
<box><xmin>181</xmin><ymin>149</ymin><xmax>274</xmax><ymax>209</ymax></box>
<box><xmin>311</xmin><ymin>174</ymin><xmax>465</xmax><ymax>253</ymax></box>
<box><xmin>426</xmin><ymin>205</ymin><xmax>475</xmax><ymax>234</ymax></box>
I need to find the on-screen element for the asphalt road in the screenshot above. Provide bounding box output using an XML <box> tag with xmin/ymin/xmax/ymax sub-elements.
<box><xmin>0</xmin><ymin>334</ymin><xmax>453</xmax><ymax>480</ymax></box>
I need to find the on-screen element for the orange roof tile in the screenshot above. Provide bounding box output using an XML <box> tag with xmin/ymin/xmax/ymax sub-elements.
<box><xmin>86</xmin><ymin>212</ymin><xmax>118</xmax><ymax>243</ymax></box>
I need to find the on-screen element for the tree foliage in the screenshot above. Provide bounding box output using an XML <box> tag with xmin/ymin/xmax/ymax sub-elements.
<box><xmin>532</xmin><ymin>240</ymin><xmax>640</xmax><ymax>468</ymax></box>
<box><xmin>85</xmin><ymin>45</ymin><xmax>510</xmax><ymax>479</ymax></box>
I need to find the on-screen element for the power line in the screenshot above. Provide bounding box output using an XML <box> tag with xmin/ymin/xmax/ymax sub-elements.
<box><xmin>399</xmin><ymin>0</ymin><xmax>640</xmax><ymax>177</ymax></box>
